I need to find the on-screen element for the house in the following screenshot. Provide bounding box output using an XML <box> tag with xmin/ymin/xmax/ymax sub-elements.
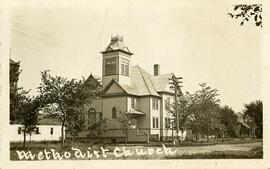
<box><xmin>75</xmin><ymin>35</ymin><xmax>188</xmax><ymax>142</ymax></box>
<box><xmin>10</xmin><ymin>114</ymin><xmax>63</xmax><ymax>142</ymax></box>
<box><xmin>235</xmin><ymin>113</ymin><xmax>252</xmax><ymax>138</ymax></box>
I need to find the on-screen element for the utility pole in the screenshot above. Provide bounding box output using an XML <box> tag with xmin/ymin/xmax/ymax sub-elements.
<box><xmin>169</xmin><ymin>74</ymin><xmax>183</xmax><ymax>142</ymax></box>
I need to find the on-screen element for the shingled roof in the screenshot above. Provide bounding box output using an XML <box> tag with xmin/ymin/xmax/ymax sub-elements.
<box><xmin>103</xmin><ymin>65</ymin><xmax>174</xmax><ymax>97</ymax></box>
<box><xmin>151</xmin><ymin>73</ymin><xmax>174</xmax><ymax>93</ymax></box>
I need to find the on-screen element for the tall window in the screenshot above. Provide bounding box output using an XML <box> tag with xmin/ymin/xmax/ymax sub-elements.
<box><xmin>131</xmin><ymin>98</ymin><xmax>136</xmax><ymax>108</ymax></box>
<box><xmin>121</xmin><ymin>59</ymin><xmax>129</xmax><ymax>76</ymax></box>
<box><xmin>152</xmin><ymin>99</ymin><xmax>158</xmax><ymax>110</ymax></box>
<box><xmin>112</xmin><ymin>107</ymin><xmax>117</xmax><ymax>119</ymax></box>
<box><xmin>152</xmin><ymin>117</ymin><xmax>159</xmax><ymax>128</ymax></box>
<box><xmin>165</xmin><ymin>118</ymin><xmax>171</xmax><ymax>128</ymax></box>
<box><xmin>88</xmin><ymin>108</ymin><xmax>96</xmax><ymax>125</ymax></box>
<box><xmin>105</xmin><ymin>58</ymin><xmax>116</xmax><ymax>75</ymax></box>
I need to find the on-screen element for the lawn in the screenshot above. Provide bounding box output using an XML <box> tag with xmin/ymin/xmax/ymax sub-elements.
<box><xmin>10</xmin><ymin>139</ymin><xmax>263</xmax><ymax>160</ymax></box>
<box><xmin>164</xmin><ymin>146</ymin><xmax>263</xmax><ymax>159</ymax></box>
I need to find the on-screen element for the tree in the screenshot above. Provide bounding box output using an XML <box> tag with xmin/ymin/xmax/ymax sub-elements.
<box><xmin>117</xmin><ymin>111</ymin><xmax>136</xmax><ymax>144</ymax></box>
<box><xmin>169</xmin><ymin>92</ymin><xmax>191</xmax><ymax>142</ymax></box>
<box><xmin>217</xmin><ymin>105</ymin><xmax>238</xmax><ymax>139</ymax></box>
<box><xmin>9</xmin><ymin>59</ymin><xmax>40</xmax><ymax>148</ymax></box>
<box><xmin>88</xmin><ymin>119</ymin><xmax>108</xmax><ymax>143</ymax></box>
<box><xmin>38</xmin><ymin>70</ymin><xmax>101</xmax><ymax>146</ymax></box>
<box><xmin>228</xmin><ymin>4</ymin><xmax>262</xmax><ymax>27</ymax></box>
<box><xmin>186</xmin><ymin>83</ymin><xmax>220</xmax><ymax>142</ymax></box>
<box><xmin>243</xmin><ymin>100</ymin><xmax>263</xmax><ymax>139</ymax></box>
<box><xmin>65</xmin><ymin>108</ymin><xmax>86</xmax><ymax>140</ymax></box>
<box><xmin>15</xmin><ymin>90</ymin><xmax>40</xmax><ymax>148</ymax></box>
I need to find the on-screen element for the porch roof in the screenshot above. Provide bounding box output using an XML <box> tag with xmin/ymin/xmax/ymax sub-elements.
<box><xmin>128</xmin><ymin>108</ymin><xmax>145</xmax><ymax>115</ymax></box>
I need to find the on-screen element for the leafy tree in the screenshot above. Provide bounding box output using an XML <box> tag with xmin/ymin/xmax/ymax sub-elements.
<box><xmin>169</xmin><ymin>93</ymin><xmax>191</xmax><ymax>142</ymax></box>
<box><xmin>88</xmin><ymin>119</ymin><xmax>108</xmax><ymax>143</ymax></box>
<box><xmin>243</xmin><ymin>100</ymin><xmax>263</xmax><ymax>139</ymax></box>
<box><xmin>65</xmin><ymin>108</ymin><xmax>86</xmax><ymax>140</ymax></box>
<box><xmin>15</xmin><ymin>90</ymin><xmax>40</xmax><ymax>148</ymax></box>
<box><xmin>217</xmin><ymin>105</ymin><xmax>238</xmax><ymax>138</ymax></box>
<box><xmin>186</xmin><ymin>83</ymin><xmax>220</xmax><ymax>142</ymax></box>
<box><xmin>38</xmin><ymin>70</ymin><xmax>101</xmax><ymax>146</ymax></box>
<box><xmin>117</xmin><ymin>111</ymin><xmax>136</xmax><ymax>144</ymax></box>
<box><xmin>228</xmin><ymin>4</ymin><xmax>262</xmax><ymax>27</ymax></box>
<box><xmin>9</xmin><ymin>59</ymin><xmax>40</xmax><ymax>148</ymax></box>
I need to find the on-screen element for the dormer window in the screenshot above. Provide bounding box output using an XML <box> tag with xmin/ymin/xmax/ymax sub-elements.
<box><xmin>105</xmin><ymin>58</ymin><xmax>116</xmax><ymax>75</ymax></box>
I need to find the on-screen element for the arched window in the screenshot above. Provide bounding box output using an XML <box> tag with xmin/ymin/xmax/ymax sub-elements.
<box><xmin>88</xmin><ymin>108</ymin><xmax>96</xmax><ymax>125</ymax></box>
<box><xmin>112</xmin><ymin>107</ymin><xmax>117</xmax><ymax>119</ymax></box>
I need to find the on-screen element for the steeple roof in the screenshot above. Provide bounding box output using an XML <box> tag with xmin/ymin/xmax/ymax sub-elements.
<box><xmin>101</xmin><ymin>35</ymin><xmax>133</xmax><ymax>55</ymax></box>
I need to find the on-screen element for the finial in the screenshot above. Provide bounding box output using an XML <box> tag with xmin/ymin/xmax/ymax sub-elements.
<box><xmin>111</xmin><ymin>34</ymin><xmax>123</xmax><ymax>42</ymax></box>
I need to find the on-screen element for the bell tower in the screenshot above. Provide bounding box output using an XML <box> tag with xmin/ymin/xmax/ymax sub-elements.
<box><xmin>101</xmin><ymin>35</ymin><xmax>133</xmax><ymax>89</ymax></box>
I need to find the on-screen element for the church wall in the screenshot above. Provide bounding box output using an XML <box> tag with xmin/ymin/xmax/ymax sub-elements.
<box><xmin>136</xmin><ymin>97</ymin><xmax>150</xmax><ymax>129</ymax></box>
<box><xmin>102</xmin><ymin>96</ymin><xmax>127</xmax><ymax>129</ymax></box>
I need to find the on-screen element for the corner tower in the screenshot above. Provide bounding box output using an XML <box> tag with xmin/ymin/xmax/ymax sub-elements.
<box><xmin>101</xmin><ymin>35</ymin><xmax>133</xmax><ymax>88</ymax></box>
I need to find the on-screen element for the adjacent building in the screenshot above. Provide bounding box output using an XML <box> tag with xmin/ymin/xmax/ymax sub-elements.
<box><xmin>10</xmin><ymin>114</ymin><xmax>63</xmax><ymax>142</ymax></box>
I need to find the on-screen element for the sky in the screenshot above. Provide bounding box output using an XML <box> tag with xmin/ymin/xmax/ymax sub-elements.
<box><xmin>9</xmin><ymin>0</ymin><xmax>262</xmax><ymax>112</ymax></box>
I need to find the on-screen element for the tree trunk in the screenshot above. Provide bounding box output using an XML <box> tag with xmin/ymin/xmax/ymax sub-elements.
<box><xmin>206</xmin><ymin>128</ymin><xmax>209</xmax><ymax>142</ymax></box>
<box><xmin>125</xmin><ymin>129</ymin><xmax>128</xmax><ymax>145</ymax></box>
<box><xmin>181</xmin><ymin>130</ymin><xmax>184</xmax><ymax>142</ymax></box>
<box><xmin>23</xmin><ymin>128</ymin><xmax>26</xmax><ymax>148</ymax></box>
<box><xmin>171</xmin><ymin>128</ymin><xmax>174</xmax><ymax>142</ymax></box>
<box><xmin>61</xmin><ymin>123</ymin><xmax>65</xmax><ymax>147</ymax></box>
<box><xmin>28</xmin><ymin>134</ymin><xmax>32</xmax><ymax>149</ymax></box>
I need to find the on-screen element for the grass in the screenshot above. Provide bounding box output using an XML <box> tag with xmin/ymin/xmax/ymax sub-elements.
<box><xmin>164</xmin><ymin>146</ymin><xmax>263</xmax><ymax>159</ymax></box>
<box><xmin>10</xmin><ymin>141</ymin><xmax>115</xmax><ymax>160</ymax></box>
<box><xmin>10</xmin><ymin>139</ymin><xmax>262</xmax><ymax>160</ymax></box>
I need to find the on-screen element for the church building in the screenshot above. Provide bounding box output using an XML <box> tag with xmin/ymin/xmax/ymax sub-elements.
<box><xmin>80</xmin><ymin>35</ymin><xmax>188</xmax><ymax>142</ymax></box>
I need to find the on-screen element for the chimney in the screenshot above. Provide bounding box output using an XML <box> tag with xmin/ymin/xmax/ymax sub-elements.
<box><xmin>154</xmin><ymin>64</ymin><xmax>160</xmax><ymax>76</ymax></box>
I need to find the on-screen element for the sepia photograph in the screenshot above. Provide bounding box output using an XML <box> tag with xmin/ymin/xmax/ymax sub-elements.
<box><xmin>0</xmin><ymin>0</ymin><xmax>268</xmax><ymax>167</ymax></box>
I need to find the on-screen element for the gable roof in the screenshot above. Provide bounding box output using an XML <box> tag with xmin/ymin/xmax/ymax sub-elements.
<box><xmin>151</xmin><ymin>73</ymin><xmax>174</xmax><ymax>93</ymax></box>
<box><xmin>236</xmin><ymin>113</ymin><xmax>251</xmax><ymax>129</ymax></box>
<box><xmin>37</xmin><ymin>117</ymin><xmax>62</xmax><ymax>126</ymax></box>
<box><xmin>103</xmin><ymin>66</ymin><xmax>174</xmax><ymax>97</ymax></box>
<box><xmin>103</xmin><ymin>79</ymin><xmax>128</xmax><ymax>94</ymax></box>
